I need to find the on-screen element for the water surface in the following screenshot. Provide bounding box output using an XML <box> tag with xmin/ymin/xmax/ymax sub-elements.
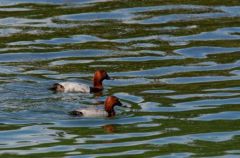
<box><xmin>1</xmin><ymin>0</ymin><xmax>240</xmax><ymax>157</ymax></box>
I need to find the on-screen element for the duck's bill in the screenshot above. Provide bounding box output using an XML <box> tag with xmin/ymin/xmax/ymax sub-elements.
<box><xmin>115</xmin><ymin>100</ymin><xmax>129</xmax><ymax>108</ymax></box>
<box><xmin>106</xmin><ymin>74</ymin><xmax>113</xmax><ymax>80</ymax></box>
<box><xmin>118</xmin><ymin>102</ymin><xmax>130</xmax><ymax>108</ymax></box>
<box><xmin>117</xmin><ymin>101</ymin><xmax>130</xmax><ymax>108</ymax></box>
<box><xmin>116</xmin><ymin>101</ymin><xmax>122</xmax><ymax>106</ymax></box>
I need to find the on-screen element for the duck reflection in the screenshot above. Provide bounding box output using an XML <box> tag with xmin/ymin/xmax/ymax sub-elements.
<box><xmin>103</xmin><ymin>124</ymin><xmax>116</xmax><ymax>133</ymax></box>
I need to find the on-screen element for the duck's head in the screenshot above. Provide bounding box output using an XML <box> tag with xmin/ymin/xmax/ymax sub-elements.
<box><xmin>104</xmin><ymin>96</ymin><xmax>122</xmax><ymax>117</ymax></box>
<box><xmin>94</xmin><ymin>70</ymin><xmax>111</xmax><ymax>80</ymax></box>
<box><xmin>93</xmin><ymin>70</ymin><xmax>111</xmax><ymax>89</ymax></box>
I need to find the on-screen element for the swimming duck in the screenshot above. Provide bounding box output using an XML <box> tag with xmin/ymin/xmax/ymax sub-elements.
<box><xmin>49</xmin><ymin>70</ymin><xmax>111</xmax><ymax>93</ymax></box>
<box><xmin>70</xmin><ymin>96</ymin><xmax>123</xmax><ymax>117</ymax></box>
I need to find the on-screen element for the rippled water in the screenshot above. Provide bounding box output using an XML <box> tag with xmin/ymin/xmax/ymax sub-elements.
<box><xmin>1</xmin><ymin>0</ymin><xmax>240</xmax><ymax>157</ymax></box>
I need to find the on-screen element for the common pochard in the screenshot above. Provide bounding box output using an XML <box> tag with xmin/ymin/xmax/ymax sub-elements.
<box><xmin>49</xmin><ymin>70</ymin><xmax>111</xmax><ymax>93</ymax></box>
<box><xmin>70</xmin><ymin>96</ymin><xmax>123</xmax><ymax>117</ymax></box>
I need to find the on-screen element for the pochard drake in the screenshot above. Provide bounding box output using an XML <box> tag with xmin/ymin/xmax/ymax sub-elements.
<box><xmin>49</xmin><ymin>70</ymin><xmax>111</xmax><ymax>93</ymax></box>
<box><xmin>70</xmin><ymin>96</ymin><xmax>123</xmax><ymax>117</ymax></box>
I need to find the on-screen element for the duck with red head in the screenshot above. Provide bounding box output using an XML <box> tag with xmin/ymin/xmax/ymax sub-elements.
<box><xmin>70</xmin><ymin>96</ymin><xmax>123</xmax><ymax>117</ymax></box>
<box><xmin>49</xmin><ymin>70</ymin><xmax>111</xmax><ymax>93</ymax></box>
<box><xmin>104</xmin><ymin>96</ymin><xmax>122</xmax><ymax>117</ymax></box>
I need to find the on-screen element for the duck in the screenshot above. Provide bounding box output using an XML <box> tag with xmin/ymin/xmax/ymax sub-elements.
<box><xmin>49</xmin><ymin>70</ymin><xmax>111</xmax><ymax>93</ymax></box>
<box><xmin>70</xmin><ymin>96</ymin><xmax>123</xmax><ymax>117</ymax></box>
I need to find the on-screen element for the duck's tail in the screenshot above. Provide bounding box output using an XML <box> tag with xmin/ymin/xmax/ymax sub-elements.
<box><xmin>69</xmin><ymin>110</ymin><xmax>83</xmax><ymax>116</ymax></box>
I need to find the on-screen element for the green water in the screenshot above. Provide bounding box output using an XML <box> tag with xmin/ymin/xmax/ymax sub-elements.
<box><xmin>0</xmin><ymin>0</ymin><xmax>240</xmax><ymax>157</ymax></box>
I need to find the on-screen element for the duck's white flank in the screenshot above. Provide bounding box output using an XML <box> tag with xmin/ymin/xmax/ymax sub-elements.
<box><xmin>74</xmin><ymin>107</ymin><xmax>108</xmax><ymax>117</ymax></box>
<box><xmin>59</xmin><ymin>82</ymin><xmax>90</xmax><ymax>93</ymax></box>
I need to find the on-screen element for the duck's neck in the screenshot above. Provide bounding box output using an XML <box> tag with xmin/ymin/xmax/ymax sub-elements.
<box><xmin>105</xmin><ymin>104</ymin><xmax>115</xmax><ymax>117</ymax></box>
<box><xmin>93</xmin><ymin>77</ymin><xmax>103</xmax><ymax>89</ymax></box>
<box><xmin>107</xmin><ymin>110</ymin><xmax>115</xmax><ymax>117</ymax></box>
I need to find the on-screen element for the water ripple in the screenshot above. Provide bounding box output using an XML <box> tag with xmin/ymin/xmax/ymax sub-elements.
<box><xmin>0</xmin><ymin>1</ymin><xmax>240</xmax><ymax>157</ymax></box>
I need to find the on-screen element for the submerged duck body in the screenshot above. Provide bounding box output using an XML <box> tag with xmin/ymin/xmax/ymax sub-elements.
<box><xmin>49</xmin><ymin>70</ymin><xmax>111</xmax><ymax>93</ymax></box>
<box><xmin>70</xmin><ymin>96</ymin><xmax>123</xmax><ymax>117</ymax></box>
